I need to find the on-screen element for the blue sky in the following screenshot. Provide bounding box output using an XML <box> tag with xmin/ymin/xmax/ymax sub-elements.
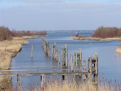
<box><xmin>0</xmin><ymin>0</ymin><xmax>121</xmax><ymax>30</ymax></box>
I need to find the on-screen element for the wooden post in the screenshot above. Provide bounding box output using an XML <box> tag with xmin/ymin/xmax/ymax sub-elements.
<box><xmin>62</xmin><ymin>44</ymin><xmax>68</xmax><ymax>68</ymax></box>
<box><xmin>62</xmin><ymin>75</ymin><xmax>65</xmax><ymax>80</ymax></box>
<box><xmin>62</xmin><ymin>48</ymin><xmax>66</xmax><ymax>68</ymax></box>
<box><xmin>93</xmin><ymin>54</ymin><xmax>98</xmax><ymax>84</ymax></box>
<box><xmin>74</xmin><ymin>52</ymin><xmax>77</xmax><ymax>68</ymax></box>
<box><xmin>70</xmin><ymin>54</ymin><xmax>74</xmax><ymax>71</ymax></box>
<box><xmin>45</xmin><ymin>40</ymin><xmax>49</xmax><ymax>57</ymax></box>
<box><xmin>54</xmin><ymin>47</ymin><xmax>58</xmax><ymax>61</ymax></box>
<box><xmin>52</xmin><ymin>43</ymin><xmax>58</xmax><ymax>61</ymax></box>
<box><xmin>46</xmin><ymin>41</ymin><xmax>50</xmax><ymax>57</ymax></box>
<box><xmin>51</xmin><ymin>44</ymin><xmax>54</xmax><ymax>59</ymax></box>
<box><xmin>77</xmin><ymin>49</ymin><xmax>82</xmax><ymax>69</ymax></box>
<box><xmin>65</xmin><ymin>44</ymin><xmax>68</xmax><ymax>68</ymax></box>
<box><xmin>74</xmin><ymin>49</ymin><xmax>83</xmax><ymax>81</ymax></box>
<box><xmin>30</xmin><ymin>44</ymin><xmax>34</xmax><ymax>59</ymax></box>
<box><xmin>88</xmin><ymin>57</ymin><xmax>93</xmax><ymax>83</ymax></box>
<box><xmin>42</xmin><ymin>39</ymin><xmax>50</xmax><ymax>57</ymax></box>
<box><xmin>41</xmin><ymin>74</ymin><xmax>46</xmax><ymax>88</ymax></box>
<box><xmin>88</xmin><ymin>54</ymin><xmax>98</xmax><ymax>91</ymax></box>
<box><xmin>52</xmin><ymin>43</ymin><xmax>55</xmax><ymax>60</ymax></box>
<box><xmin>58</xmin><ymin>49</ymin><xmax>61</xmax><ymax>66</ymax></box>
<box><xmin>17</xmin><ymin>74</ymin><xmax>22</xmax><ymax>91</ymax></box>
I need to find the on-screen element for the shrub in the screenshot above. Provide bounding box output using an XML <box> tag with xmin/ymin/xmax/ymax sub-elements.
<box><xmin>0</xmin><ymin>26</ymin><xmax>13</xmax><ymax>41</ymax></box>
<box><xmin>93</xmin><ymin>27</ymin><xmax>121</xmax><ymax>38</ymax></box>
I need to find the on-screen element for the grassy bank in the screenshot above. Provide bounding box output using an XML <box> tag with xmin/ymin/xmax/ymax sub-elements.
<box><xmin>116</xmin><ymin>46</ymin><xmax>121</xmax><ymax>54</ymax></box>
<box><xmin>72</xmin><ymin>36</ymin><xmax>121</xmax><ymax>41</ymax></box>
<box><xmin>0</xmin><ymin>26</ymin><xmax>47</xmax><ymax>90</ymax></box>
<box><xmin>0</xmin><ymin>37</ymin><xmax>27</xmax><ymax>91</ymax></box>
<box><xmin>0</xmin><ymin>26</ymin><xmax>47</xmax><ymax>69</ymax></box>
<box><xmin>16</xmin><ymin>81</ymin><xmax>121</xmax><ymax>91</ymax></box>
<box><xmin>93</xmin><ymin>27</ymin><xmax>121</xmax><ymax>38</ymax></box>
<box><xmin>73</xmin><ymin>27</ymin><xmax>121</xmax><ymax>54</ymax></box>
<box><xmin>0</xmin><ymin>37</ymin><xmax>27</xmax><ymax>69</ymax></box>
<box><xmin>73</xmin><ymin>27</ymin><xmax>121</xmax><ymax>41</ymax></box>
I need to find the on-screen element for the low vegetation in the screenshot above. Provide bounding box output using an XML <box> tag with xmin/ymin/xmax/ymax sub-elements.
<box><xmin>93</xmin><ymin>27</ymin><xmax>121</xmax><ymax>38</ymax></box>
<box><xmin>13</xmin><ymin>31</ymin><xmax>47</xmax><ymax>37</ymax></box>
<box><xmin>15</xmin><ymin>81</ymin><xmax>121</xmax><ymax>91</ymax></box>
<box><xmin>0</xmin><ymin>78</ymin><xmax>12</xmax><ymax>91</ymax></box>
<box><xmin>0</xmin><ymin>26</ymin><xmax>13</xmax><ymax>41</ymax></box>
<box><xmin>0</xmin><ymin>26</ymin><xmax>47</xmax><ymax>41</ymax></box>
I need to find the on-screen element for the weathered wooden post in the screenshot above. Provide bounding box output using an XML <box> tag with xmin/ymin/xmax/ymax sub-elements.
<box><xmin>41</xmin><ymin>38</ymin><xmax>44</xmax><ymax>49</ymax></box>
<box><xmin>93</xmin><ymin>54</ymin><xmax>98</xmax><ymax>84</ymax></box>
<box><xmin>45</xmin><ymin>40</ymin><xmax>50</xmax><ymax>57</ymax></box>
<box><xmin>58</xmin><ymin>49</ymin><xmax>61</xmax><ymax>66</ymax></box>
<box><xmin>52</xmin><ymin>43</ymin><xmax>57</xmax><ymax>61</ymax></box>
<box><xmin>41</xmin><ymin>74</ymin><xmax>47</xmax><ymax>89</ymax></box>
<box><xmin>70</xmin><ymin>54</ymin><xmax>74</xmax><ymax>71</ymax></box>
<box><xmin>62</xmin><ymin>75</ymin><xmax>65</xmax><ymax>80</ymax></box>
<box><xmin>55</xmin><ymin>47</ymin><xmax>57</xmax><ymax>61</ymax></box>
<box><xmin>61</xmin><ymin>44</ymin><xmax>68</xmax><ymax>81</ymax></box>
<box><xmin>47</xmin><ymin>41</ymin><xmax>50</xmax><ymax>57</ymax></box>
<box><xmin>30</xmin><ymin>44</ymin><xmax>34</xmax><ymax>59</ymax></box>
<box><xmin>74</xmin><ymin>52</ymin><xmax>77</xmax><ymax>68</ymax></box>
<box><xmin>76</xmin><ymin>49</ymin><xmax>82</xmax><ymax>69</ymax></box>
<box><xmin>74</xmin><ymin>49</ymin><xmax>83</xmax><ymax>81</ymax></box>
<box><xmin>62</xmin><ymin>44</ymin><xmax>68</xmax><ymax>68</ymax></box>
<box><xmin>54</xmin><ymin>47</ymin><xmax>58</xmax><ymax>62</ymax></box>
<box><xmin>43</xmin><ymin>39</ymin><xmax>46</xmax><ymax>54</ymax></box>
<box><xmin>88</xmin><ymin>57</ymin><xmax>92</xmax><ymax>82</ymax></box>
<box><xmin>65</xmin><ymin>44</ymin><xmax>68</xmax><ymax>68</ymax></box>
<box><xmin>88</xmin><ymin>54</ymin><xmax>98</xmax><ymax>91</ymax></box>
<box><xmin>52</xmin><ymin>43</ymin><xmax>55</xmax><ymax>60</ymax></box>
<box><xmin>17</xmin><ymin>74</ymin><xmax>22</xmax><ymax>91</ymax></box>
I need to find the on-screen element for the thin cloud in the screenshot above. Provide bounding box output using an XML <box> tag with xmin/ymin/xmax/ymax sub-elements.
<box><xmin>0</xmin><ymin>0</ymin><xmax>121</xmax><ymax>30</ymax></box>
<box><xmin>1</xmin><ymin>0</ymin><xmax>121</xmax><ymax>9</ymax></box>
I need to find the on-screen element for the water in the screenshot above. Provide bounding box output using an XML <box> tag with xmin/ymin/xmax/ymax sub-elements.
<box><xmin>11</xmin><ymin>30</ymin><xmax>121</xmax><ymax>89</ymax></box>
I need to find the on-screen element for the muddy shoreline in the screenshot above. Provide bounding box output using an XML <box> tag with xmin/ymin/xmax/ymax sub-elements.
<box><xmin>0</xmin><ymin>37</ymin><xmax>28</xmax><ymax>70</ymax></box>
<box><xmin>72</xmin><ymin>36</ymin><xmax>121</xmax><ymax>41</ymax></box>
<box><xmin>0</xmin><ymin>37</ymin><xmax>28</xmax><ymax>91</ymax></box>
<box><xmin>72</xmin><ymin>36</ymin><xmax>121</xmax><ymax>54</ymax></box>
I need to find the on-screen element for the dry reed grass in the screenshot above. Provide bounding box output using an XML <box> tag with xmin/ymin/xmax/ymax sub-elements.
<box><xmin>20</xmin><ymin>81</ymin><xmax>121</xmax><ymax>91</ymax></box>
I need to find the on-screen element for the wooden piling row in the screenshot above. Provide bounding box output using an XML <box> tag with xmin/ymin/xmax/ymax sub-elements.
<box><xmin>42</xmin><ymin>39</ymin><xmax>50</xmax><ymax>57</ymax></box>
<box><xmin>62</xmin><ymin>44</ymin><xmax>68</xmax><ymax>68</ymax></box>
<box><xmin>41</xmin><ymin>38</ymin><xmax>98</xmax><ymax>84</ymax></box>
<box><xmin>88</xmin><ymin>54</ymin><xmax>98</xmax><ymax>84</ymax></box>
<box><xmin>17</xmin><ymin>74</ymin><xmax>22</xmax><ymax>91</ymax></box>
<box><xmin>52</xmin><ymin>43</ymin><xmax>58</xmax><ymax>61</ymax></box>
<box><xmin>30</xmin><ymin>44</ymin><xmax>34</xmax><ymax>59</ymax></box>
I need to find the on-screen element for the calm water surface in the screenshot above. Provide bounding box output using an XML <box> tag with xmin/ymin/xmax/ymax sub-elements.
<box><xmin>11</xmin><ymin>31</ymin><xmax>121</xmax><ymax>88</ymax></box>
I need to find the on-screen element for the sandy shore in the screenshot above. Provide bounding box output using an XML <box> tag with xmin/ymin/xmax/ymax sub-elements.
<box><xmin>72</xmin><ymin>36</ymin><xmax>121</xmax><ymax>41</ymax></box>
<box><xmin>116</xmin><ymin>46</ymin><xmax>121</xmax><ymax>54</ymax></box>
<box><xmin>73</xmin><ymin>36</ymin><xmax>121</xmax><ymax>54</ymax></box>
<box><xmin>0</xmin><ymin>37</ymin><xmax>28</xmax><ymax>91</ymax></box>
<box><xmin>0</xmin><ymin>37</ymin><xmax>28</xmax><ymax>70</ymax></box>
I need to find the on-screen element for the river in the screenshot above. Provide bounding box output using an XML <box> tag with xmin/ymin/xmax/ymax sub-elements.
<box><xmin>11</xmin><ymin>30</ymin><xmax>121</xmax><ymax>90</ymax></box>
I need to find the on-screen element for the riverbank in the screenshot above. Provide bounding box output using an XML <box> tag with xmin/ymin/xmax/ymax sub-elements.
<box><xmin>24</xmin><ymin>81</ymin><xmax>118</xmax><ymax>91</ymax></box>
<box><xmin>0</xmin><ymin>37</ymin><xmax>28</xmax><ymax>91</ymax></box>
<box><xmin>116</xmin><ymin>46</ymin><xmax>121</xmax><ymax>54</ymax></box>
<box><xmin>0</xmin><ymin>37</ymin><xmax>28</xmax><ymax>70</ymax></box>
<box><xmin>72</xmin><ymin>36</ymin><xmax>121</xmax><ymax>41</ymax></box>
<box><xmin>73</xmin><ymin>36</ymin><xmax>121</xmax><ymax>54</ymax></box>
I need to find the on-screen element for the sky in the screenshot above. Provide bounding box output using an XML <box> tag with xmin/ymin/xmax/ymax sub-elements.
<box><xmin>0</xmin><ymin>0</ymin><xmax>121</xmax><ymax>31</ymax></box>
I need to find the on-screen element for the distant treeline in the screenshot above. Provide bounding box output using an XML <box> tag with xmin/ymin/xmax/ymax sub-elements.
<box><xmin>13</xmin><ymin>31</ymin><xmax>47</xmax><ymax>37</ymax></box>
<box><xmin>0</xmin><ymin>27</ymin><xmax>13</xmax><ymax>41</ymax></box>
<box><xmin>0</xmin><ymin>26</ymin><xmax>47</xmax><ymax>41</ymax></box>
<box><xmin>93</xmin><ymin>27</ymin><xmax>121</xmax><ymax>38</ymax></box>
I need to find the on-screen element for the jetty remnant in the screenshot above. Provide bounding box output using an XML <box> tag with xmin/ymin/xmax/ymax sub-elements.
<box><xmin>41</xmin><ymin>38</ymin><xmax>98</xmax><ymax>85</ymax></box>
